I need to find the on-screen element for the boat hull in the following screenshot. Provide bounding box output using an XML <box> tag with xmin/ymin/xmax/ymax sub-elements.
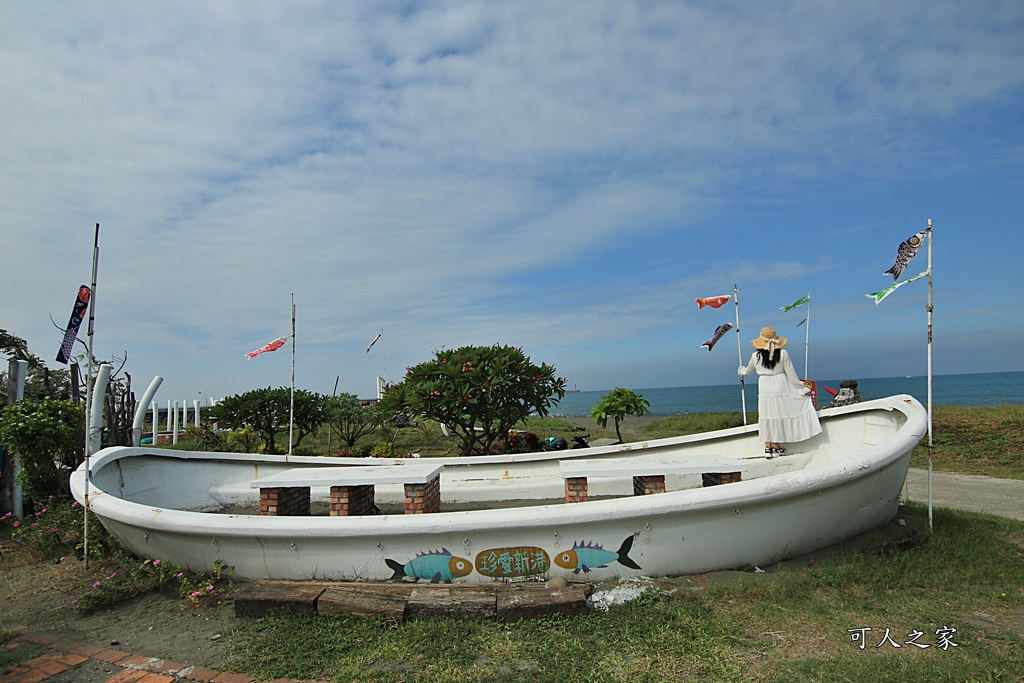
<box><xmin>71</xmin><ymin>395</ymin><xmax>926</xmax><ymax>582</ymax></box>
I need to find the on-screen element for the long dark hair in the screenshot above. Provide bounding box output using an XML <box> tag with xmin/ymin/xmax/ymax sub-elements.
<box><xmin>757</xmin><ymin>348</ymin><xmax>780</xmax><ymax>370</ymax></box>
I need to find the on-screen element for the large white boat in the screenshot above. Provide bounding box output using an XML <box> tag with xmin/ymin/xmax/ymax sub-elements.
<box><xmin>70</xmin><ymin>395</ymin><xmax>926</xmax><ymax>583</ymax></box>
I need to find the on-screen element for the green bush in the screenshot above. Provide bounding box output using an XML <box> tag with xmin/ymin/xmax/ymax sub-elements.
<box><xmin>0</xmin><ymin>398</ymin><xmax>84</xmax><ymax>503</ymax></box>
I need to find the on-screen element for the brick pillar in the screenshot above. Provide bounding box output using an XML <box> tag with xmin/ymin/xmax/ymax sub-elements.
<box><xmin>565</xmin><ymin>476</ymin><xmax>589</xmax><ymax>503</ymax></box>
<box><xmin>330</xmin><ymin>484</ymin><xmax>376</xmax><ymax>516</ymax></box>
<box><xmin>701</xmin><ymin>471</ymin><xmax>743</xmax><ymax>487</ymax></box>
<box><xmin>633</xmin><ymin>474</ymin><xmax>666</xmax><ymax>495</ymax></box>
<box><xmin>258</xmin><ymin>486</ymin><xmax>311</xmax><ymax>516</ymax></box>
<box><xmin>404</xmin><ymin>474</ymin><xmax>441</xmax><ymax>514</ymax></box>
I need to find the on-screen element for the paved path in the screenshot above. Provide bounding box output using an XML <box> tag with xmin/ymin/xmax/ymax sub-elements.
<box><xmin>905</xmin><ymin>467</ymin><xmax>1024</xmax><ymax>521</ymax></box>
<box><xmin>5</xmin><ymin>630</ymin><xmax>314</xmax><ymax>683</ymax></box>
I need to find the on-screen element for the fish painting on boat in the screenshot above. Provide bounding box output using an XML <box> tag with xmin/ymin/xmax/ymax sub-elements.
<box><xmin>386</xmin><ymin>548</ymin><xmax>473</xmax><ymax>583</ymax></box>
<box><xmin>553</xmin><ymin>535</ymin><xmax>642</xmax><ymax>575</ymax></box>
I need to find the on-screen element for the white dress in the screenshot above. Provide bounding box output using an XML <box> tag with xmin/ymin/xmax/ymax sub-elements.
<box><xmin>739</xmin><ymin>349</ymin><xmax>822</xmax><ymax>444</ymax></box>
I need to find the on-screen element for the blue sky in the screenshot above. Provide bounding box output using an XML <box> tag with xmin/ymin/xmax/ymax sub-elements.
<box><xmin>2</xmin><ymin>1</ymin><xmax>1023</xmax><ymax>405</ymax></box>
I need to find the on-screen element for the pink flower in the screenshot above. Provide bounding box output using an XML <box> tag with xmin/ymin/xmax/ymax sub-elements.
<box><xmin>153</xmin><ymin>559</ymin><xmax>161</xmax><ymax>566</ymax></box>
<box><xmin>206</xmin><ymin>585</ymin><xmax>214</xmax><ymax>591</ymax></box>
<box><xmin>12</xmin><ymin>521</ymin><xmax>19</xmax><ymax>527</ymax></box>
<box><xmin>72</xmin><ymin>599</ymin><xmax>77</xmax><ymax>604</ymax></box>
<box><xmin>175</xmin><ymin>572</ymin><xmax>183</xmax><ymax>578</ymax></box>
<box><xmin>92</xmin><ymin>581</ymin><xmax>100</xmax><ymax>587</ymax></box>
<box><xmin>191</xmin><ymin>591</ymin><xmax>200</xmax><ymax>597</ymax></box>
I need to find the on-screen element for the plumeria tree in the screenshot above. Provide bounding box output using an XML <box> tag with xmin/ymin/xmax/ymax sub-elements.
<box><xmin>378</xmin><ymin>344</ymin><xmax>566</xmax><ymax>456</ymax></box>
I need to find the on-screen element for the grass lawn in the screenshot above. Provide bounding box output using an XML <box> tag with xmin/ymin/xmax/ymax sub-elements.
<box><xmin>222</xmin><ymin>503</ymin><xmax>1023</xmax><ymax>682</ymax></box>
<box><xmin>212</xmin><ymin>406</ymin><xmax>1024</xmax><ymax>682</ymax></box>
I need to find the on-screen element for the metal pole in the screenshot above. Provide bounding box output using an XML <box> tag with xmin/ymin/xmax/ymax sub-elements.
<box><xmin>326</xmin><ymin>375</ymin><xmax>339</xmax><ymax>456</ymax></box>
<box><xmin>288</xmin><ymin>294</ymin><xmax>295</xmax><ymax>455</ymax></box>
<box><xmin>803</xmin><ymin>292</ymin><xmax>810</xmax><ymax>379</ymax></box>
<box><xmin>733</xmin><ymin>285</ymin><xmax>748</xmax><ymax>425</ymax></box>
<box><xmin>83</xmin><ymin>223</ymin><xmax>99</xmax><ymax>567</ymax></box>
<box><xmin>926</xmin><ymin>218</ymin><xmax>934</xmax><ymax>531</ymax></box>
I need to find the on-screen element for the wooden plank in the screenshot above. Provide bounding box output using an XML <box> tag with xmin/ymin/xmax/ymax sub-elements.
<box><xmin>496</xmin><ymin>584</ymin><xmax>589</xmax><ymax>622</ymax></box>
<box><xmin>318</xmin><ymin>584</ymin><xmax>414</xmax><ymax>622</ymax></box>
<box><xmin>233</xmin><ymin>581</ymin><xmax>325</xmax><ymax>618</ymax></box>
<box><xmin>406</xmin><ymin>586</ymin><xmax>497</xmax><ymax>620</ymax></box>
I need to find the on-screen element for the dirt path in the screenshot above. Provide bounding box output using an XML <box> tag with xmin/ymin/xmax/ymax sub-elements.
<box><xmin>1</xmin><ymin>555</ymin><xmax>240</xmax><ymax>670</ymax></box>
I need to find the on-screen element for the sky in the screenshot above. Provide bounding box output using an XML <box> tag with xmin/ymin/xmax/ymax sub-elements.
<box><xmin>2</xmin><ymin>1</ymin><xmax>1023</xmax><ymax>407</ymax></box>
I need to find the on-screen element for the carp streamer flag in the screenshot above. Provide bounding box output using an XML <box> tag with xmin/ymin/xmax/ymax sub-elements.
<box><xmin>55</xmin><ymin>285</ymin><xmax>92</xmax><ymax>364</ymax></box>
<box><xmin>366</xmin><ymin>332</ymin><xmax>382</xmax><ymax>353</ymax></box>
<box><xmin>245</xmin><ymin>336</ymin><xmax>287</xmax><ymax>360</ymax></box>
<box><xmin>866</xmin><ymin>270</ymin><xmax>928</xmax><ymax>305</ymax></box>
<box><xmin>701</xmin><ymin>323</ymin><xmax>732</xmax><ymax>352</ymax></box>
<box><xmin>780</xmin><ymin>295</ymin><xmax>810</xmax><ymax>313</ymax></box>
<box><xmin>884</xmin><ymin>230</ymin><xmax>927</xmax><ymax>281</ymax></box>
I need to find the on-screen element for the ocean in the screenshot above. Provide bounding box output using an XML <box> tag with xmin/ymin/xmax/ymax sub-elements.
<box><xmin>550</xmin><ymin>371</ymin><xmax>1024</xmax><ymax>417</ymax></box>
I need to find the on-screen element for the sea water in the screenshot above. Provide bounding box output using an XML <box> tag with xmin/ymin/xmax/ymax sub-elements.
<box><xmin>551</xmin><ymin>371</ymin><xmax>1024</xmax><ymax>416</ymax></box>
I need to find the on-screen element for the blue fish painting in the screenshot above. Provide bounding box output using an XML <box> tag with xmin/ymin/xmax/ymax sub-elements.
<box><xmin>385</xmin><ymin>548</ymin><xmax>473</xmax><ymax>583</ymax></box>
<box><xmin>553</xmin><ymin>534</ymin><xmax>642</xmax><ymax>575</ymax></box>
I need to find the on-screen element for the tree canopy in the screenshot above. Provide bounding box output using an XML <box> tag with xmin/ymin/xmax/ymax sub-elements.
<box><xmin>378</xmin><ymin>344</ymin><xmax>566</xmax><ymax>456</ymax></box>
<box><xmin>591</xmin><ymin>387</ymin><xmax>651</xmax><ymax>443</ymax></box>
<box><xmin>210</xmin><ymin>387</ymin><xmax>326</xmax><ymax>454</ymax></box>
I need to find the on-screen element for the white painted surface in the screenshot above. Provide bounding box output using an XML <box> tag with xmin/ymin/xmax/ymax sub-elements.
<box><xmin>71</xmin><ymin>395</ymin><xmax>927</xmax><ymax>582</ymax></box>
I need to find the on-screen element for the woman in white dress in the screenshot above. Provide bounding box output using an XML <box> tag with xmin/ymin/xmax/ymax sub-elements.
<box><xmin>739</xmin><ymin>326</ymin><xmax>821</xmax><ymax>456</ymax></box>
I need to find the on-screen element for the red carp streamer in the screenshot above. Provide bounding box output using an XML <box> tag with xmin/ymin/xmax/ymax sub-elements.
<box><xmin>245</xmin><ymin>337</ymin><xmax>287</xmax><ymax>360</ymax></box>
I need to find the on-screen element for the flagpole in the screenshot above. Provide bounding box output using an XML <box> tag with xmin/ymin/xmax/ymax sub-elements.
<box><xmin>83</xmin><ymin>223</ymin><xmax>99</xmax><ymax>567</ymax></box>
<box><xmin>380</xmin><ymin>329</ymin><xmax>385</xmax><ymax>385</ymax></box>
<box><xmin>926</xmin><ymin>219</ymin><xmax>934</xmax><ymax>532</ymax></box>
<box><xmin>733</xmin><ymin>285</ymin><xmax>747</xmax><ymax>425</ymax></box>
<box><xmin>326</xmin><ymin>375</ymin><xmax>339</xmax><ymax>456</ymax></box>
<box><xmin>288</xmin><ymin>293</ymin><xmax>295</xmax><ymax>456</ymax></box>
<box><xmin>803</xmin><ymin>292</ymin><xmax>810</xmax><ymax>379</ymax></box>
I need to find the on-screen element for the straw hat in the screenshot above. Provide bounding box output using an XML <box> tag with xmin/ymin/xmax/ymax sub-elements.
<box><xmin>751</xmin><ymin>326</ymin><xmax>787</xmax><ymax>352</ymax></box>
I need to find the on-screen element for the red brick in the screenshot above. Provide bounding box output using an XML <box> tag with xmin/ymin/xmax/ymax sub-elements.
<box><xmin>120</xmin><ymin>654</ymin><xmax>161</xmax><ymax>668</ymax></box>
<box><xmin>4</xmin><ymin>666</ymin><xmax>48</xmax><ymax>683</ymax></box>
<box><xmin>24</xmin><ymin>654</ymin><xmax>70</xmax><ymax>675</ymax></box>
<box><xmin>68</xmin><ymin>643</ymin><xmax>107</xmax><ymax>657</ymax></box>
<box><xmin>175</xmin><ymin>665</ymin><xmax>221</xmax><ymax>682</ymax></box>
<box><xmin>140</xmin><ymin>658</ymin><xmax>189</xmax><ymax>674</ymax></box>
<box><xmin>92</xmin><ymin>648</ymin><xmax>133</xmax><ymax>664</ymax></box>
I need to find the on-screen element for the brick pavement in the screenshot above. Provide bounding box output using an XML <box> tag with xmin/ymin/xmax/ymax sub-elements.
<box><xmin>3</xmin><ymin>631</ymin><xmax>331</xmax><ymax>683</ymax></box>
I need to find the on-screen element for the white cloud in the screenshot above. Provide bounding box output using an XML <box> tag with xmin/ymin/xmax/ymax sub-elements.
<box><xmin>2</xmin><ymin>1</ymin><xmax>1022</xmax><ymax>400</ymax></box>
